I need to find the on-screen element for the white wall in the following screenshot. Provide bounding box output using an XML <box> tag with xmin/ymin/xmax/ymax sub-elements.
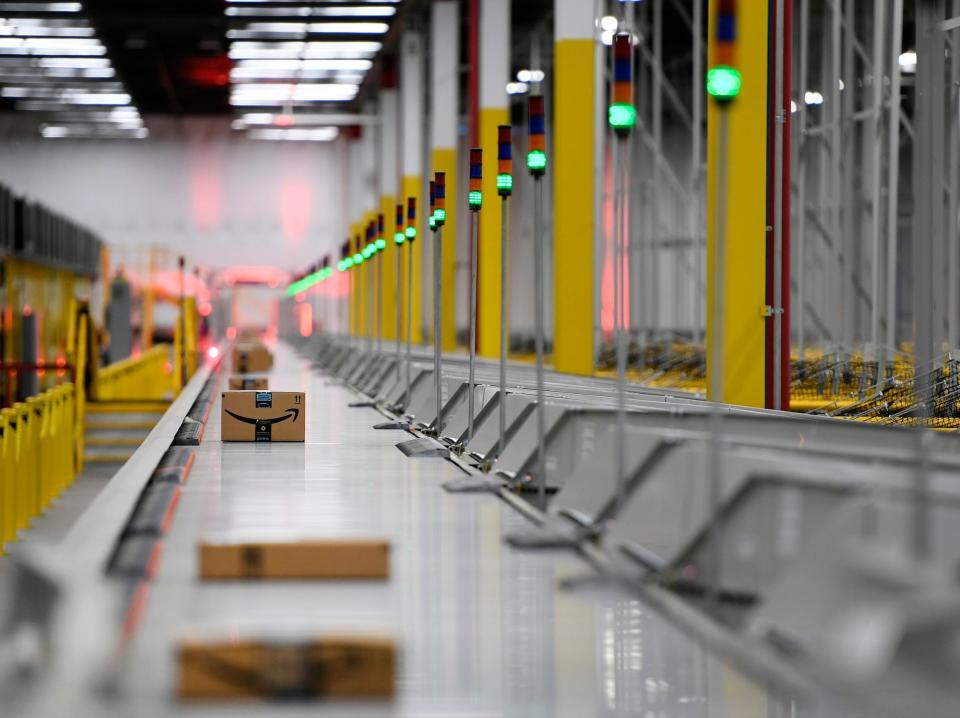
<box><xmin>0</xmin><ymin>115</ymin><xmax>345</xmax><ymax>269</ymax></box>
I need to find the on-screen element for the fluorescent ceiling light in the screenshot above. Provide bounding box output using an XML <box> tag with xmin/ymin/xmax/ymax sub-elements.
<box><xmin>231</xmin><ymin>67</ymin><xmax>363</xmax><ymax>82</ymax></box>
<box><xmin>231</xmin><ymin>82</ymin><xmax>357</xmax><ymax>104</ymax></box>
<box><xmin>227</xmin><ymin>22</ymin><xmax>389</xmax><ymax>38</ymax></box>
<box><xmin>237</xmin><ymin>111</ymin><xmax>370</xmax><ymax>127</ymax></box>
<box><xmin>41</xmin><ymin>124</ymin><xmax>148</xmax><ymax>139</ymax></box>
<box><xmin>37</xmin><ymin>56</ymin><xmax>110</xmax><ymax>68</ymax></box>
<box><xmin>228</xmin><ymin>40</ymin><xmax>380</xmax><ymax>60</ymax></box>
<box><xmin>227</xmin><ymin>0</ymin><xmax>398</xmax><ymax>3</ymax></box>
<box><xmin>235</xmin><ymin>58</ymin><xmax>372</xmax><ymax>71</ymax></box>
<box><xmin>227</xmin><ymin>6</ymin><xmax>396</xmax><ymax>17</ymax></box>
<box><xmin>0</xmin><ymin>3</ymin><xmax>81</xmax><ymax>11</ymax></box>
<box><xmin>248</xmin><ymin>127</ymin><xmax>339</xmax><ymax>142</ymax></box>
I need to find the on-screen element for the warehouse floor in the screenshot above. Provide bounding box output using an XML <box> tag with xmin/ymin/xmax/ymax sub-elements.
<box><xmin>114</xmin><ymin>343</ymin><xmax>811</xmax><ymax>717</ymax></box>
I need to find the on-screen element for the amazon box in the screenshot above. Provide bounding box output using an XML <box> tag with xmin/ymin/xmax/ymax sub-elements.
<box><xmin>228</xmin><ymin>375</ymin><xmax>269</xmax><ymax>390</ymax></box>
<box><xmin>232</xmin><ymin>343</ymin><xmax>273</xmax><ymax>373</ymax></box>
<box><xmin>177</xmin><ymin>635</ymin><xmax>396</xmax><ymax>700</ymax></box>
<box><xmin>221</xmin><ymin>391</ymin><xmax>305</xmax><ymax>442</ymax></box>
<box><xmin>199</xmin><ymin>539</ymin><xmax>390</xmax><ymax>580</ymax></box>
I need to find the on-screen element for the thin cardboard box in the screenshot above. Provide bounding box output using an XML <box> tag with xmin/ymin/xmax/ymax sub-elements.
<box><xmin>178</xmin><ymin>636</ymin><xmax>395</xmax><ymax>700</ymax></box>
<box><xmin>198</xmin><ymin>539</ymin><xmax>390</xmax><ymax>580</ymax></box>
<box><xmin>221</xmin><ymin>391</ymin><xmax>305</xmax><ymax>442</ymax></box>
<box><xmin>228</xmin><ymin>375</ymin><xmax>269</xmax><ymax>390</ymax></box>
<box><xmin>232</xmin><ymin>343</ymin><xmax>273</xmax><ymax>373</ymax></box>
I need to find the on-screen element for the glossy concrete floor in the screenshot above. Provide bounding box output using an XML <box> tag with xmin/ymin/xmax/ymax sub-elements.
<box><xmin>121</xmin><ymin>343</ymin><xmax>821</xmax><ymax>717</ymax></box>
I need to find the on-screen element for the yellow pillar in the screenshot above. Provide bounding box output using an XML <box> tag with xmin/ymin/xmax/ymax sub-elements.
<box><xmin>401</xmin><ymin>176</ymin><xmax>422</xmax><ymax>343</ymax></box>
<box><xmin>553</xmin><ymin>4</ymin><xmax>596</xmax><ymax>376</ymax></box>
<box><xmin>379</xmin><ymin>197</ymin><xmax>397</xmax><ymax>340</ymax></box>
<box><xmin>706</xmin><ymin>0</ymin><xmax>768</xmax><ymax>405</ymax></box>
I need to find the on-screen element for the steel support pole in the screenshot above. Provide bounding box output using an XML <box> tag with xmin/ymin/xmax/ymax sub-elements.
<box><xmin>796</xmin><ymin>0</ymin><xmax>809</xmax><ymax>374</ymax></box>
<box><xmin>614</xmin><ymin>138</ymin><xmax>629</xmax><ymax>515</ymax></box>
<box><xmin>772</xmin><ymin>0</ymin><xmax>785</xmax><ymax>409</ymax></box>
<box><xmin>499</xmin><ymin>195</ymin><xmax>509</xmax><ymax>457</ymax></box>
<box><xmin>396</xmin><ymin>240</ymin><xmax>403</xmax><ymax>387</ymax></box>
<box><xmin>434</xmin><ymin>227</ymin><xmax>443</xmax><ymax>434</ymax></box>
<box><xmin>709</xmin><ymin>109</ymin><xmax>730</xmax><ymax>606</ymax></box>
<box><xmin>868</xmin><ymin>0</ymin><xmax>886</xmax><ymax>385</ymax></box>
<box><xmin>533</xmin><ymin>177</ymin><xmax>547</xmax><ymax>505</ymax></box>
<box><xmin>884</xmin><ymin>0</ymin><xmax>904</xmax><ymax>376</ymax></box>
<box><xmin>915</xmin><ymin>0</ymin><xmax>945</xmax><ymax>408</ymax></box>
<box><xmin>405</xmin><ymin>240</ymin><xmax>414</xmax><ymax>410</ymax></box>
<box><xmin>691</xmin><ymin>0</ymin><xmax>704</xmax><ymax>348</ymax></box>
<box><xmin>468</xmin><ymin>211</ymin><xmax>478</xmax><ymax>442</ymax></box>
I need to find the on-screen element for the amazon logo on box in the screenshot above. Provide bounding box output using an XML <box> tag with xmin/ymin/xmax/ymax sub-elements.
<box><xmin>221</xmin><ymin>391</ymin><xmax>305</xmax><ymax>442</ymax></box>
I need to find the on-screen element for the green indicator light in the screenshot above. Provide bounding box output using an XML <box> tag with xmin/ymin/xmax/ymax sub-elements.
<box><xmin>429</xmin><ymin>216</ymin><xmax>437</xmax><ymax>230</ymax></box>
<box><xmin>434</xmin><ymin>208</ymin><xmax>446</xmax><ymax>223</ymax></box>
<box><xmin>608</xmin><ymin>102</ymin><xmax>637</xmax><ymax>131</ymax></box>
<box><xmin>405</xmin><ymin>226</ymin><xmax>416</xmax><ymax>239</ymax></box>
<box><xmin>706</xmin><ymin>66</ymin><xmax>742</xmax><ymax>101</ymax></box>
<box><xmin>337</xmin><ymin>261</ymin><xmax>345</xmax><ymax>271</ymax></box>
<box><xmin>353</xmin><ymin>252</ymin><xmax>363</xmax><ymax>264</ymax></box>
<box><xmin>376</xmin><ymin>238</ymin><xmax>386</xmax><ymax>250</ymax></box>
<box><xmin>468</xmin><ymin>190</ymin><xmax>482</xmax><ymax>209</ymax></box>
<box><xmin>496</xmin><ymin>174</ymin><xmax>513</xmax><ymax>194</ymax></box>
<box><xmin>527</xmin><ymin>149</ymin><xmax>547</xmax><ymax>173</ymax></box>
<box><xmin>394</xmin><ymin>231</ymin><xmax>405</xmax><ymax>245</ymax></box>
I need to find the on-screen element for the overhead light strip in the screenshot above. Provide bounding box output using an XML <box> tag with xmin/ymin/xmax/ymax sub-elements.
<box><xmin>0</xmin><ymin>3</ymin><xmax>147</xmax><ymax>139</ymax></box>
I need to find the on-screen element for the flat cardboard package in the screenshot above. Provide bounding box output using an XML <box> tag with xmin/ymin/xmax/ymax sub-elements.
<box><xmin>228</xmin><ymin>375</ymin><xmax>269</xmax><ymax>390</ymax></box>
<box><xmin>199</xmin><ymin>539</ymin><xmax>390</xmax><ymax>580</ymax></box>
<box><xmin>178</xmin><ymin>636</ymin><xmax>395</xmax><ymax>700</ymax></box>
<box><xmin>232</xmin><ymin>343</ymin><xmax>273</xmax><ymax>373</ymax></box>
<box><xmin>221</xmin><ymin>391</ymin><xmax>305</xmax><ymax>442</ymax></box>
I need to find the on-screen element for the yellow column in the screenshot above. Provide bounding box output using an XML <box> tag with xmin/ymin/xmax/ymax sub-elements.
<box><xmin>379</xmin><ymin>197</ymin><xmax>397</xmax><ymax>340</ymax></box>
<box><xmin>706</xmin><ymin>0</ymin><xmax>768</xmax><ymax>405</ymax></box>
<box><xmin>553</xmin><ymin>3</ymin><xmax>596</xmax><ymax>375</ymax></box>
<box><xmin>401</xmin><ymin>176</ymin><xmax>422</xmax><ymax>343</ymax></box>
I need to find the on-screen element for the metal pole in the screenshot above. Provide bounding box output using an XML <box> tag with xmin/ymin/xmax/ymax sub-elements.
<box><xmin>615</xmin><ymin>137</ymin><xmax>629</xmax><ymax>515</ymax></box>
<box><xmin>499</xmin><ymin>195</ymin><xmax>509</xmax><ymax>458</ymax></box>
<box><xmin>796</xmin><ymin>0</ymin><xmax>809</xmax><ymax>376</ymax></box>
<box><xmin>376</xmin><ymin>249</ymin><xmax>382</xmax><ymax>355</ymax></box>
<box><xmin>772</xmin><ymin>0</ymin><xmax>785</xmax><ymax>409</ymax></box>
<box><xmin>868</xmin><ymin>0</ymin><xmax>885</xmax><ymax>386</ymax></box>
<box><xmin>396</xmin><ymin>236</ymin><xmax>403</xmax><ymax>387</ymax></box>
<box><xmin>468</xmin><ymin>211</ymin><xmax>478</xmax><ymax>443</ymax></box>
<box><xmin>884</xmin><ymin>0</ymin><xmax>903</xmax><ymax>378</ymax></box>
<box><xmin>406</xmin><ymin>241</ymin><xmax>414</xmax><ymax>410</ymax></box>
<box><xmin>709</xmin><ymin>109</ymin><xmax>731</xmax><ymax>605</ymax></box>
<box><xmin>434</xmin><ymin>226</ymin><xmax>443</xmax><ymax>435</ymax></box>
<box><xmin>534</xmin><ymin>176</ymin><xmax>547</xmax><ymax>505</ymax></box>
<box><xmin>691</xmin><ymin>0</ymin><xmax>704</xmax><ymax>349</ymax></box>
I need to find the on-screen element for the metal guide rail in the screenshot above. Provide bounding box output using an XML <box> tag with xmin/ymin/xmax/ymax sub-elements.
<box><xmin>0</xmin><ymin>347</ymin><xmax>224</xmax><ymax>717</ymax></box>
<box><xmin>305</xmin><ymin>330</ymin><xmax>960</xmax><ymax>718</ymax></box>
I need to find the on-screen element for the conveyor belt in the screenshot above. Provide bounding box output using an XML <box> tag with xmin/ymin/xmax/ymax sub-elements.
<box><xmin>100</xmin><ymin>344</ymin><xmax>820</xmax><ymax>715</ymax></box>
<box><xmin>4</xmin><ymin>342</ymin><xmax>864</xmax><ymax>716</ymax></box>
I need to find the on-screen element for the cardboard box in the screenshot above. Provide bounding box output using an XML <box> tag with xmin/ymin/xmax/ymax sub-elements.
<box><xmin>228</xmin><ymin>375</ymin><xmax>269</xmax><ymax>390</ymax></box>
<box><xmin>221</xmin><ymin>391</ymin><xmax>305</xmax><ymax>442</ymax></box>
<box><xmin>232</xmin><ymin>343</ymin><xmax>273</xmax><ymax>373</ymax></box>
<box><xmin>199</xmin><ymin>539</ymin><xmax>390</xmax><ymax>580</ymax></box>
<box><xmin>178</xmin><ymin>636</ymin><xmax>395</xmax><ymax>700</ymax></box>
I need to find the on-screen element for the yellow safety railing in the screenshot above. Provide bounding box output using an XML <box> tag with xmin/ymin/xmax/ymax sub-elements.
<box><xmin>97</xmin><ymin>344</ymin><xmax>172</xmax><ymax>401</ymax></box>
<box><xmin>1</xmin><ymin>383</ymin><xmax>77</xmax><ymax>555</ymax></box>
